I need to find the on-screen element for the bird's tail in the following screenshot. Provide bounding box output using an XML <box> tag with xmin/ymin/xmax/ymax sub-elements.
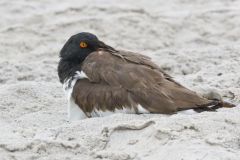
<box><xmin>193</xmin><ymin>100</ymin><xmax>236</xmax><ymax>113</ymax></box>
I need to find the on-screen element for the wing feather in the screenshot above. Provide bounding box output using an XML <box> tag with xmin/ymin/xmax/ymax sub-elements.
<box><xmin>112</xmin><ymin>50</ymin><xmax>183</xmax><ymax>86</ymax></box>
<box><xmin>80</xmin><ymin>50</ymin><xmax>211</xmax><ymax>114</ymax></box>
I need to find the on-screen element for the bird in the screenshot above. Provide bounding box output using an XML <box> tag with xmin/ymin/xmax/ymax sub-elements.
<box><xmin>58</xmin><ymin>32</ymin><xmax>235</xmax><ymax>120</ymax></box>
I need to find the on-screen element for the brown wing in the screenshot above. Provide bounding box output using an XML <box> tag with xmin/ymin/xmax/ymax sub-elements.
<box><xmin>72</xmin><ymin>79</ymin><xmax>137</xmax><ymax>116</ymax></box>
<box><xmin>112</xmin><ymin>50</ymin><xmax>182</xmax><ymax>86</ymax></box>
<box><xmin>78</xmin><ymin>50</ymin><xmax>211</xmax><ymax>114</ymax></box>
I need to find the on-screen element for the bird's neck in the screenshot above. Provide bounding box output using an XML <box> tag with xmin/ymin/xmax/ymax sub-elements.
<box><xmin>57</xmin><ymin>58</ymin><xmax>82</xmax><ymax>84</ymax></box>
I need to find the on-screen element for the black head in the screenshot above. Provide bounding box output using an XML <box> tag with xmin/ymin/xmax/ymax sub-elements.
<box><xmin>59</xmin><ymin>32</ymin><xmax>115</xmax><ymax>62</ymax></box>
<box><xmin>58</xmin><ymin>32</ymin><xmax>116</xmax><ymax>83</ymax></box>
<box><xmin>60</xmin><ymin>32</ymin><xmax>99</xmax><ymax>62</ymax></box>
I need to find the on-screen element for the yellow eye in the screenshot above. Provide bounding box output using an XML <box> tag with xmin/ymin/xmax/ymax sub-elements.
<box><xmin>80</xmin><ymin>42</ymin><xmax>88</xmax><ymax>48</ymax></box>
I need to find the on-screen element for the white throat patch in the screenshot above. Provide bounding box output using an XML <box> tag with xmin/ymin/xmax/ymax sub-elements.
<box><xmin>74</xmin><ymin>71</ymin><xmax>88</xmax><ymax>79</ymax></box>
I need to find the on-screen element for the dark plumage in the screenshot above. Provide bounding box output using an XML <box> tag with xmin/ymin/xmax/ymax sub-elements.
<box><xmin>58</xmin><ymin>32</ymin><xmax>235</xmax><ymax>120</ymax></box>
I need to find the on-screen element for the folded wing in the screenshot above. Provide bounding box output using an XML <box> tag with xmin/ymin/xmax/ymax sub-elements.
<box><xmin>75</xmin><ymin>50</ymin><xmax>211</xmax><ymax>114</ymax></box>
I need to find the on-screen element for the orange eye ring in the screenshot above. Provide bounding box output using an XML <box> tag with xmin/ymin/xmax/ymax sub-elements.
<box><xmin>80</xmin><ymin>42</ymin><xmax>88</xmax><ymax>48</ymax></box>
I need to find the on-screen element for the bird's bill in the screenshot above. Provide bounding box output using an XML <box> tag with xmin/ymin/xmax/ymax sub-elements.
<box><xmin>97</xmin><ymin>40</ymin><xmax>116</xmax><ymax>52</ymax></box>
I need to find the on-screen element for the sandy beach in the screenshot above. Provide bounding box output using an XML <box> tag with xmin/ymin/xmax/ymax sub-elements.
<box><xmin>0</xmin><ymin>0</ymin><xmax>240</xmax><ymax>159</ymax></box>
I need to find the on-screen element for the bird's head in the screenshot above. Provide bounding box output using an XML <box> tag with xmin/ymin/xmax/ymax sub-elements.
<box><xmin>59</xmin><ymin>32</ymin><xmax>115</xmax><ymax>62</ymax></box>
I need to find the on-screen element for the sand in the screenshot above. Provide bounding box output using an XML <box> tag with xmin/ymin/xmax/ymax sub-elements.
<box><xmin>0</xmin><ymin>0</ymin><xmax>240</xmax><ymax>159</ymax></box>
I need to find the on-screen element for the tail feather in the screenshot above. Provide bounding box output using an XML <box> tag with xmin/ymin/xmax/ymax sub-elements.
<box><xmin>178</xmin><ymin>100</ymin><xmax>236</xmax><ymax>113</ymax></box>
<box><xmin>220</xmin><ymin>100</ymin><xmax>236</xmax><ymax>108</ymax></box>
<box><xmin>194</xmin><ymin>100</ymin><xmax>236</xmax><ymax>113</ymax></box>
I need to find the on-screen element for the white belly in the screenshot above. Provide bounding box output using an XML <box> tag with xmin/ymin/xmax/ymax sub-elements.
<box><xmin>63</xmin><ymin>71</ymin><xmax>88</xmax><ymax>121</ymax></box>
